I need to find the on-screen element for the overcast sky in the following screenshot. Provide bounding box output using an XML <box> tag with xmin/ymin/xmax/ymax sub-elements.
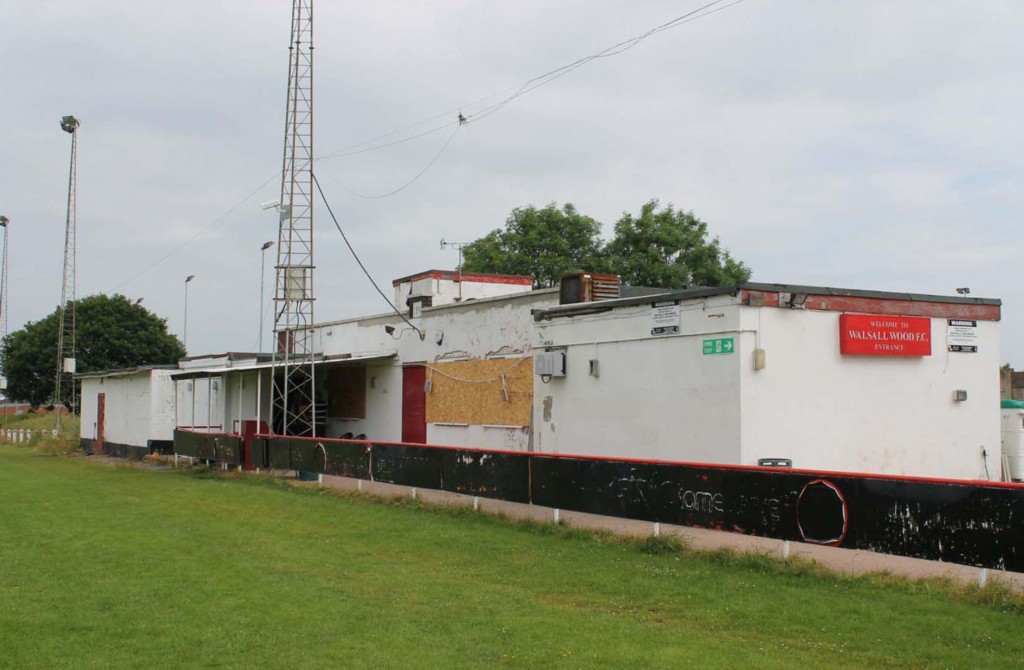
<box><xmin>1</xmin><ymin>0</ymin><xmax>1022</xmax><ymax>366</ymax></box>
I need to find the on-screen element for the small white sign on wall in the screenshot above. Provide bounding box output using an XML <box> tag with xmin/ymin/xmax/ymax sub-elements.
<box><xmin>651</xmin><ymin>301</ymin><xmax>680</xmax><ymax>336</ymax></box>
<box><xmin>947</xmin><ymin>319</ymin><xmax>978</xmax><ymax>353</ymax></box>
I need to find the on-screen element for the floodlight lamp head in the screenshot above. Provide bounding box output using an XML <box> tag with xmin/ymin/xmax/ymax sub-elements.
<box><xmin>384</xmin><ymin>325</ymin><xmax>396</xmax><ymax>335</ymax></box>
<box><xmin>260</xmin><ymin>200</ymin><xmax>281</xmax><ymax>211</ymax></box>
<box><xmin>439</xmin><ymin>238</ymin><xmax>446</xmax><ymax>250</ymax></box>
<box><xmin>60</xmin><ymin>116</ymin><xmax>79</xmax><ymax>133</ymax></box>
<box><xmin>185</xmin><ymin>274</ymin><xmax>195</xmax><ymax>283</ymax></box>
<box><xmin>955</xmin><ymin>287</ymin><xmax>971</xmax><ymax>296</ymax></box>
<box><xmin>261</xmin><ymin>241</ymin><xmax>275</xmax><ymax>251</ymax></box>
<box><xmin>0</xmin><ymin>216</ymin><xmax>8</xmax><ymax>227</ymax></box>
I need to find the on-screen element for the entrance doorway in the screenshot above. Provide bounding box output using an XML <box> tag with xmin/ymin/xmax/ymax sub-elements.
<box><xmin>401</xmin><ymin>366</ymin><xmax>426</xmax><ymax>444</ymax></box>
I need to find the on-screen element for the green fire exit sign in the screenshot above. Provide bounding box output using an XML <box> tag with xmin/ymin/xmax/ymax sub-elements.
<box><xmin>703</xmin><ymin>337</ymin><xmax>735</xmax><ymax>355</ymax></box>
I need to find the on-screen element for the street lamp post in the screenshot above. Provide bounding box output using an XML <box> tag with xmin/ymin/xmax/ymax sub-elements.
<box><xmin>259</xmin><ymin>241</ymin><xmax>274</xmax><ymax>352</ymax></box>
<box><xmin>183</xmin><ymin>275</ymin><xmax>195</xmax><ymax>352</ymax></box>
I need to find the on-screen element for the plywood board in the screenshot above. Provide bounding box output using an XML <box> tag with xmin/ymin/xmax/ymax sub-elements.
<box><xmin>425</xmin><ymin>357</ymin><xmax>532</xmax><ymax>427</ymax></box>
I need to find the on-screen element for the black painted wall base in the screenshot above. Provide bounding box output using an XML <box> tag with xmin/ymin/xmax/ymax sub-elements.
<box><xmin>79</xmin><ymin>438</ymin><xmax>159</xmax><ymax>461</ymax></box>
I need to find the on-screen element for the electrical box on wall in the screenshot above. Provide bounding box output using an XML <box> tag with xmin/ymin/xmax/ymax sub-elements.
<box><xmin>535</xmin><ymin>350</ymin><xmax>567</xmax><ymax>377</ymax></box>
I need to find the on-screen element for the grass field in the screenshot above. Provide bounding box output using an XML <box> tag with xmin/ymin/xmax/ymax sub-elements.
<box><xmin>0</xmin><ymin>446</ymin><xmax>1021</xmax><ymax>669</ymax></box>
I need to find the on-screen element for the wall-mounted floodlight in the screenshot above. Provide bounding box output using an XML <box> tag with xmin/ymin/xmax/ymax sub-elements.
<box><xmin>789</xmin><ymin>293</ymin><xmax>808</xmax><ymax>309</ymax></box>
<box><xmin>60</xmin><ymin>116</ymin><xmax>79</xmax><ymax>134</ymax></box>
<box><xmin>383</xmin><ymin>324</ymin><xmax>425</xmax><ymax>340</ymax></box>
<box><xmin>955</xmin><ymin>287</ymin><xmax>971</xmax><ymax>296</ymax></box>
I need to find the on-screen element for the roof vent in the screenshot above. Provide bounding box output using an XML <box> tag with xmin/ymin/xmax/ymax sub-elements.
<box><xmin>559</xmin><ymin>273</ymin><xmax>621</xmax><ymax>305</ymax></box>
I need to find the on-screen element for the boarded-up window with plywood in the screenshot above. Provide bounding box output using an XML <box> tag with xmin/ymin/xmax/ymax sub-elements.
<box><xmin>425</xmin><ymin>357</ymin><xmax>532</xmax><ymax>427</ymax></box>
<box><xmin>327</xmin><ymin>366</ymin><xmax>366</xmax><ymax>419</ymax></box>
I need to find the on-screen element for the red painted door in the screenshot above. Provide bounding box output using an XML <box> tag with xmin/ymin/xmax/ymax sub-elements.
<box><xmin>402</xmin><ymin>366</ymin><xmax>427</xmax><ymax>444</ymax></box>
<box><xmin>96</xmin><ymin>393</ymin><xmax>106</xmax><ymax>453</ymax></box>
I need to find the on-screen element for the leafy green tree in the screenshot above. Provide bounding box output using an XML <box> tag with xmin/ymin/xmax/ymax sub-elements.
<box><xmin>1</xmin><ymin>294</ymin><xmax>185</xmax><ymax>408</ymax></box>
<box><xmin>605</xmin><ymin>200</ymin><xmax>751</xmax><ymax>288</ymax></box>
<box><xmin>461</xmin><ymin>200</ymin><xmax>751</xmax><ymax>290</ymax></box>
<box><xmin>461</xmin><ymin>203</ymin><xmax>606</xmax><ymax>288</ymax></box>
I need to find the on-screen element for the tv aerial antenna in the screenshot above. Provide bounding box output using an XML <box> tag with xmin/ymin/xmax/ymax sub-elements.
<box><xmin>440</xmin><ymin>238</ymin><xmax>470</xmax><ymax>302</ymax></box>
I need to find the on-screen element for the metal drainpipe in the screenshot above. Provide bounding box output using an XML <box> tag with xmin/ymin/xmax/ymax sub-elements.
<box><xmin>256</xmin><ymin>370</ymin><xmax>262</xmax><ymax>431</ymax></box>
<box><xmin>207</xmin><ymin>376</ymin><xmax>212</xmax><ymax>433</ymax></box>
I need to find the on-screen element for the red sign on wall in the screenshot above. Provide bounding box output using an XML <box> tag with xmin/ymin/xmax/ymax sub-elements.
<box><xmin>839</xmin><ymin>314</ymin><xmax>931</xmax><ymax>356</ymax></box>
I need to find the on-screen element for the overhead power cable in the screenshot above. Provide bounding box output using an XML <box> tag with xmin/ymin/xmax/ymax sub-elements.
<box><xmin>317</xmin><ymin>0</ymin><xmax>747</xmax><ymax>159</ymax></box>
<box><xmin>311</xmin><ymin>171</ymin><xmax>424</xmax><ymax>338</ymax></box>
<box><xmin>321</xmin><ymin>124</ymin><xmax>462</xmax><ymax>200</ymax></box>
<box><xmin>464</xmin><ymin>0</ymin><xmax>746</xmax><ymax>124</ymax></box>
<box><xmin>111</xmin><ymin>171</ymin><xmax>281</xmax><ymax>291</ymax></box>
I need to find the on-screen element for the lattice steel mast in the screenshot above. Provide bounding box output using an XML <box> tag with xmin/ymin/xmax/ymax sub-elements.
<box><xmin>272</xmin><ymin>0</ymin><xmax>316</xmax><ymax>436</ymax></box>
<box><xmin>55</xmin><ymin>115</ymin><xmax>79</xmax><ymax>425</ymax></box>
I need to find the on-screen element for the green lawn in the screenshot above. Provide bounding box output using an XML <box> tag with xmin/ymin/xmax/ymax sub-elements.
<box><xmin>0</xmin><ymin>446</ymin><xmax>1020</xmax><ymax>669</ymax></box>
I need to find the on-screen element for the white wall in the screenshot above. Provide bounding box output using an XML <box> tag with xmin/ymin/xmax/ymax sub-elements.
<box><xmin>393</xmin><ymin>275</ymin><xmax>532</xmax><ymax>309</ymax></box>
<box><xmin>174</xmin><ymin>376</ymin><xmax>225</xmax><ymax>432</ymax></box>
<box><xmin>222</xmin><ymin>370</ymin><xmax>273</xmax><ymax>434</ymax></box>
<box><xmin>427</xmin><ymin>424</ymin><xmax>530</xmax><ymax>451</ymax></box>
<box><xmin>737</xmin><ymin>307</ymin><xmax>1002</xmax><ymax>480</ymax></box>
<box><xmin>149</xmin><ymin>370</ymin><xmax>177</xmax><ymax>441</ymax></box>
<box><xmin>325</xmin><ymin>362</ymin><xmax>403</xmax><ymax>442</ymax></box>
<box><xmin>80</xmin><ymin>371</ymin><xmax>167</xmax><ymax>448</ymax></box>
<box><xmin>80</xmin><ymin>379</ymin><xmax>99</xmax><ymax>440</ymax></box>
<box><xmin>531</xmin><ymin>296</ymin><xmax>744</xmax><ymax>461</ymax></box>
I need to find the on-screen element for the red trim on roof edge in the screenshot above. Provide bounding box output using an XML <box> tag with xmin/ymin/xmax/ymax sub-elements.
<box><xmin>742</xmin><ymin>290</ymin><xmax>1000</xmax><ymax>321</ymax></box>
<box><xmin>805</xmin><ymin>295</ymin><xmax>1000</xmax><ymax>321</ymax></box>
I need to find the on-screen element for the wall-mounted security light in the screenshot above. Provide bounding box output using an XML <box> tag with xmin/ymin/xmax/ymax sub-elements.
<box><xmin>789</xmin><ymin>293</ymin><xmax>808</xmax><ymax>309</ymax></box>
<box><xmin>384</xmin><ymin>324</ymin><xmax>425</xmax><ymax>340</ymax></box>
<box><xmin>953</xmin><ymin>389</ymin><xmax>968</xmax><ymax>402</ymax></box>
<box><xmin>955</xmin><ymin>287</ymin><xmax>970</xmax><ymax>296</ymax></box>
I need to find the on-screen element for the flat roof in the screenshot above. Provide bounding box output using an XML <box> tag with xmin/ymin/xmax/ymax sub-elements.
<box><xmin>76</xmin><ymin>364</ymin><xmax>178</xmax><ymax>380</ymax></box>
<box><xmin>169</xmin><ymin>352</ymin><xmax>397</xmax><ymax>380</ymax></box>
<box><xmin>391</xmin><ymin>269</ymin><xmax>532</xmax><ymax>286</ymax></box>
<box><xmin>313</xmin><ymin>287</ymin><xmax>558</xmax><ymax>329</ymax></box>
<box><xmin>533</xmin><ymin>282</ymin><xmax>1001</xmax><ymax>320</ymax></box>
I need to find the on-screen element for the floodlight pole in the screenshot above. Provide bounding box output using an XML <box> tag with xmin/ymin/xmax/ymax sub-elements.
<box><xmin>55</xmin><ymin>116</ymin><xmax>79</xmax><ymax>429</ymax></box>
<box><xmin>0</xmin><ymin>216</ymin><xmax>9</xmax><ymax>346</ymax></box>
<box><xmin>184</xmin><ymin>275</ymin><xmax>195</xmax><ymax>352</ymax></box>
<box><xmin>259</xmin><ymin>241</ymin><xmax>274</xmax><ymax>352</ymax></box>
<box><xmin>0</xmin><ymin>215</ymin><xmax>8</xmax><ymax>426</ymax></box>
